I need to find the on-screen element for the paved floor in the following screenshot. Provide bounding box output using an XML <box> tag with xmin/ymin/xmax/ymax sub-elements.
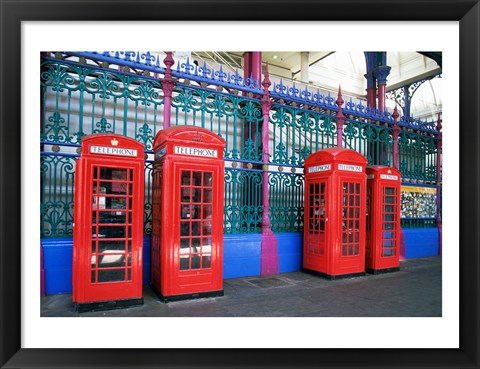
<box><xmin>41</xmin><ymin>256</ymin><xmax>441</xmax><ymax>317</ymax></box>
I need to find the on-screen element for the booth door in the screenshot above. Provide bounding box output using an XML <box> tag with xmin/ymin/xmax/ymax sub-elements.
<box><xmin>305</xmin><ymin>180</ymin><xmax>328</xmax><ymax>268</ymax></box>
<box><xmin>82</xmin><ymin>161</ymin><xmax>142</xmax><ymax>301</ymax></box>
<box><xmin>174</xmin><ymin>163</ymin><xmax>222</xmax><ymax>290</ymax></box>
<box><xmin>379</xmin><ymin>184</ymin><xmax>399</xmax><ymax>262</ymax></box>
<box><xmin>338</xmin><ymin>179</ymin><xmax>364</xmax><ymax>271</ymax></box>
<box><xmin>365</xmin><ymin>183</ymin><xmax>373</xmax><ymax>265</ymax></box>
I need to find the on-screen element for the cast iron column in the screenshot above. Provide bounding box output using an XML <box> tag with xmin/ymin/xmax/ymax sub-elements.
<box><xmin>336</xmin><ymin>86</ymin><xmax>345</xmax><ymax>148</ymax></box>
<box><xmin>392</xmin><ymin>105</ymin><xmax>400</xmax><ymax>170</ymax></box>
<box><xmin>365</xmin><ymin>72</ymin><xmax>377</xmax><ymax>109</ymax></box>
<box><xmin>300</xmin><ymin>52</ymin><xmax>309</xmax><ymax>83</ymax></box>
<box><xmin>161</xmin><ymin>52</ymin><xmax>176</xmax><ymax>129</ymax></box>
<box><xmin>260</xmin><ymin>65</ymin><xmax>279</xmax><ymax>275</ymax></box>
<box><xmin>373</xmin><ymin>65</ymin><xmax>391</xmax><ymax>112</ymax></box>
<box><xmin>436</xmin><ymin>114</ymin><xmax>442</xmax><ymax>256</ymax></box>
<box><xmin>364</xmin><ymin>52</ymin><xmax>377</xmax><ymax>109</ymax></box>
<box><xmin>251</xmin><ymin>52</ymin><xmax>262</xmax><ymax>83</ymax></box>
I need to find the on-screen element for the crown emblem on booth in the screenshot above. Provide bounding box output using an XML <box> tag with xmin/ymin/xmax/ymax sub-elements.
<box><xmin>387</xmin><ymin>169</ymin><xmax>391</xmax><ymax>174</ymax></box>
<box><xmin>111</xmin><ymin>138</ymin><xmax>119</xmax><ymax>146</ymax></box>
<box><xmin>191</xmin><ymin>132</ymin><xmax>204</xmax><ymax>142</ymax></box>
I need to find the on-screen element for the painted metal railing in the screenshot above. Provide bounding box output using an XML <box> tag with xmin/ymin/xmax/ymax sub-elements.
<box><xmin>398</xmin><ymin>131</ymin><xmax>437</xmax><ymax>180</ymax></box>
<box><xmin>342</xmin><ymin>119</ymin><xmax>393</xmax><ymax>166</ymax></box>
<box><xmin>40</xmin><ymin>52</ymin><xmax>441</xmax><ymax>238</ymax></box>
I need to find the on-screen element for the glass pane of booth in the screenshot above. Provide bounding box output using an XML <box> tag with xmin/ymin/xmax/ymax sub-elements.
<box><xmin>307</xmin><ymin>181</ymin><xmax>326</xmax><ymax>256</ymax></box>
<box><xmin>382</xmin><ymin>186</ymin><xmax>398</xmax><ymax>257</ymax></box>
<box><xmin>179</xmin><ymin>169</ymin><xmax>214</xmax><ymax>270</ymax></box>
<box><xmin>90</xmin><ymin>165</ymin><xmax>133</xmax><ymax>283</ymax></box>
<box><xmin>341</xmin><ymin>181</ymin><xmax>361</xmax><ymax>257</ymax></box>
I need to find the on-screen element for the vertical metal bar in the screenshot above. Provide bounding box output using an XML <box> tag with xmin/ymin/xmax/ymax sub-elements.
<box><xmin>436</xmin><ymin>114</ymin><xmax>442</xmax><ymax>254</ymax></box>
<box><xmin>123</xmin><ymin>93</ymin><xmax>128</xmax><ymax>136</ymax></box>
<box><xmin>260</xmin><ymin>65</ymin><xmax>279</xmax><ymax>274</ymax></box>
<box><xmin>134</xmin><ymin>101</ymin><xmax>138</xmax><ymax>137</ymax></box>
<box><xmin>161</xmin><ymin>52</ymin><xmax>175</xmax><ymax>129</ymax></box>
<box><xmin>336</xmin><ymin>86</ymin><xmax>345</xmax><ymax>148</ymax></box>
<box><xmin>91</xmin><ymin>94</ymin><xmax>95</xmax><ymax>134</ymax></box>
<box><xmin>113</xmin><ymin>97</ymin><xmax>117</xmax><ymax>134</ymax></box>
<box><xmin>153</xmin><ymin>100</ymin><xmax>158</xmax><ymax>138</ymax></box>
<box><xmin>67</xmin><ymin>90</ymin><xmax>72</xmax><ymax>141</ymax></box>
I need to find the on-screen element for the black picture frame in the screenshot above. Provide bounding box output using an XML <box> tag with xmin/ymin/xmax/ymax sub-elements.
<box><xmin>1</xmin><ymin>0</ymin><xmax>478</xmax><ymax>368</ymax></box>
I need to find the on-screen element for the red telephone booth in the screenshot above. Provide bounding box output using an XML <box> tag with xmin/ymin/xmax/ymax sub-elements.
<box><xmin>73</xmin><ymin>134</ymin><xmax>145</xmax><ymax>312</ymax></box>
<box><xmin>365</xmin><ymin>166</ymin><xmax>401</xmax><ymax>274</ymax></box>
<box><xmin>303</xmin><ymin>148</ymin><xmax>367</xmax><ymax>279</ymax></box>
<box><xmin>151</xmin><ymin>126</ymin><xmax>226</xmax><ymax>302</ymax></box>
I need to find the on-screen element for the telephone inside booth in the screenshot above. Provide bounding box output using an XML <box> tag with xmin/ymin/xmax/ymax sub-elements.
<box><xmin>151</xmin><ymin>126</ymin><xmax>226</xmax><ymax>302</ymax></box>
<box><xmin>303</xmin><ymin>148</ymin><xmax>367</xmax><ymax>280</ymax></box>
<box><xmin>73</xmin><ymin>134</ymin><xmax>145</xmax><ymax>312</ymax></box>
<box><xmin>365</xmin><ymin>166</ymin><xmax>401</xmax><ymax>274</ymax></box>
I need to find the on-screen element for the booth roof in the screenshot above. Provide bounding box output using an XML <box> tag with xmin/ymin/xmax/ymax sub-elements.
<box><xmin>153</xmin><ymin>125</ymin><xmax>226</xmax><ymax>150</ymax></box>
<box><xmin>304</xmin><ymin>147</ymin><xmax>368</xmax><ymax>166</ymax></box>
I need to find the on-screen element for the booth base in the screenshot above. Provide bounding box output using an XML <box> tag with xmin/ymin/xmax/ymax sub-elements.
<box><xmin>75</xmin><ymin>297</ymin><xmax>144</xmax><ymax>313</ymax></box>
<box><xmin>302</xmin><ymin>268</ymin><xmax>366</xmax><ymax>280</ymax></box>
<box><xmin>151</xmin><ymin>286</ymin><xmax>224</xmax><ymax>303</ymax></box>
<box><xmin>366</xmin><ymin>266</ymin><xmax>400</xmax><ymax>275</ymax></box>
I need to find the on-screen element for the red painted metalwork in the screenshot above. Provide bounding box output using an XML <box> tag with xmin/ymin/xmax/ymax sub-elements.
<box><xmin>365</xmin><ymin>166</ymin><xmax>401</xmax><ymax>273</ymax></box>
<box><xmin>260</xmin><ymin>64</ymin><xmax>279</xmax><ymax>275</ymax></box>
<box><xmin>243</xmin><ymin>51</ymin><xmax>262</xmax><ymax>86</ymax></box>
<box><xmin>436</xmin><ymin>114</ymin><xmax>443</xmax><ymax>256</ymax></box>
<box><xmin>243</xmin><ymin>52</ymin><xmax>251</xmax><ymax>82</ymax></box>
<box><xmin>392</xmin><ymin>105</ymin><xmax>400</xmax><ymax>170</ymax></box>
<box><xmin>251</xmin><ymin>52</ymin><xmax>262</xmax><ymax>82</ymax></box>
<box><xmin>336</xmin><ymin>85</ymin><xmax>345</xmax><ymax>148</ymax></box>
<box><xmin>366</xmin><ymin>87</ymin><xmax>377</xmax><ymax>109</ymax></box>
<box><xmin>377</xmin><ymin>83</ymin><xmax>386</xmax><ymax>112</ymax></box>
<box><xmin>73</xmin><ymin>134</ymin><xmax>145</xmax><ymax>310</ymax></box>
<box><xmin>303</xmin><ymin>148</ymin><xmax>367</xmax><ymax>279</ymax></box>
<box><xmin>161</xmin><ymin>52</ymin><xmax>176</xmax><ymax>129</ymax></box>
<box><xmin>151</xmin><ymin>126</ymin><xmax>226</xmax><ymax>301</ymax></box>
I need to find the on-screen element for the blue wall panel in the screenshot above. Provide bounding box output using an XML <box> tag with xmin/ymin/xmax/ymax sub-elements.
<box><xmin>142</xmin><ymin>238</ymin><xmax>151</xmax><ymax>286</ymax></box>
<box><xmin>42</xmin><ymin>239</ymin><xmax>73</xmax><ymax>295</ymax></box>
<box><xmin>41</xmin><ymin>228</ymin><xmax>440</xmax><ymax>295</ymax></box>
<box><xmin>223</xmin><ymin>234</ymin><xmax>261</xmax><ymax>279</ymax></box>
<box><xmin>42</xmin><ymin>237</ymin><xmax>152</xmax><ymax>295</ymax></box>
<box><xmin>402</xmin><ymin>228</ymin><xmax>439</xmax><ymax>258</ymax></box>
<box><xmin>277</xmin><ymin>233</ymin><xmax>303</xmax><ymax>273</ymax></box>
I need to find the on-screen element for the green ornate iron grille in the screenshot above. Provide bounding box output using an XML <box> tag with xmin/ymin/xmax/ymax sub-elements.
<box><xmin>343</xmin><ymin>119</ymin><xmax>393</xmax><ymax>166</ymax></box>
<box><xmin>268</xmin><ymin>171</ymin><xmax>305</xmax><ymax>233</ymax></box>
<box><xmin>270</xmin><ymin>104</ymin><xmax>337</xmax><ymax>166</ymax></box>
<box><xmin>41</xmin><ymin>59</ymin><xmax>164</xmax><ymax>148</ymax></box>
<box><xmin>40</xmin><ymin>154</ymin><xmax>76</xmax><ymax>238</ymax></box>
<box><xmin>398</xmin><ymin>131</ymin><xmax>437</xmax><ymax>180</ymax></box>
<box><xmin>171</xmin><ymin>85</ymin><xmax>263</xmax><ymax>161</ymax></box>
<box><xmin>40</xmin><ymin>59</ymin><xmax>162</xmax><ymax>237</ymax></box>
<box><xmin>224</xmin><ymin>168</ymin><xmax>263</xmax><ymax>234</ymax></box>
<box><xmin>40</xmin><ymin>55</ymin><xmax>440</xmax><ymax>238</ymax></box>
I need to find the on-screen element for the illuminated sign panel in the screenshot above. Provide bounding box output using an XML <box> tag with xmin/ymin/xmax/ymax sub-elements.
<box><xmin>174</xmin><ymin>146</ymin><xmax>217</xmax><ymax>158</ymax></box>
<box><xmin>308</xmin><ymin>164</ymin><xmax>331</xmax><ymax>173</ymax></box>
<box><xmin>90</xmin><ymin>146</ymin><xmax>137</xmax><ymax>157</ymax></box>
<box><xmin>338</xmin><ymin>164</ymin><xmax>362</xmax><ymax>172</ymax></box>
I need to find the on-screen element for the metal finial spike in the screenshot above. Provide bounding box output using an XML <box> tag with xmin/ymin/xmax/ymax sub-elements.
<box><xmin>262</xmin><ymin>64</ymin><xmax>271</xmax><ymax>90</ymax></box>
